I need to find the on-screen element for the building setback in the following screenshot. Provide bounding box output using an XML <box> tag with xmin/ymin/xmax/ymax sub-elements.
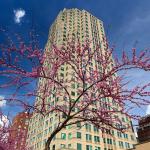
<box><xmin>27</xmin><ymin>8</ymin><xmax>137</xmax><ymax>150</ymax></box>
<box><xmin>129</xmin><ymin>115</ymin><xmax>150</xmax><ymax>150</ymax></box>
<box><xmin>137</xmin><ymin>115</ymin><xmax>150</xmax><ymax>142</ymax></box>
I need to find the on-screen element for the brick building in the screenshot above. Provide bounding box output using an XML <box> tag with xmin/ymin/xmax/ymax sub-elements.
<box><xmin>130</xmin><ymin>115</ymin><xmax>150</xmax><ymax>150</ymax></box>
<box><xmin>137</xmin><ymin>115</ymin><xmax>150</xmax><ymax>142</ymax></box>
<box><xmin>10</xmin><ymin>112</ymin><xmax>32</xmax><ymax>150</ymax></box>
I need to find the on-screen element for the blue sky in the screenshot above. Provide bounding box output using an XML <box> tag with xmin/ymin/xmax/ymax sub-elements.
<box><xmin>0</xmin><ymin>0</ymin><xmax>150</xmax><ymax>120</ymax></box>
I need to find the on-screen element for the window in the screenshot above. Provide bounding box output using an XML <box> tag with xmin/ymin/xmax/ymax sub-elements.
<box><xmin>67</xmin><ymin>125</ymin><xmax>72</xmax><ymax>129</ymax></box>
<box><xmin>125</xmin><ymin>142</ymin><xmax>130</xmax><ymax>149</ymax></box>
<box><xmin>71</xmin><ymin>83</ymin><xmax>75</xmax><ymax>89</ymax></box>
<box><xmin>94</xmin><ymin>136</ymin><xmax>100</xmax><ymax>142</ymax></box>
<box><xmin>119</xmin><ymin>141</ymin><xmax>124</xmax><ymax>148</ymax></box>
<box><xmin>95</xmin><ymin>146</ymin><xmax>101</xmax><ymax>150</ymax></box>
<box><xmin>117</xmin><ymin>131</ymin><xmax>122</xmax><ymax>138</ymax></box>
<box><xmin>122</xmin><ymin>117</ymin><xmax>125</xmax><ymax>122</ymax></box>
<box><xmin>56</xmin><ymin>97</ymin><xmax>59</xmax><ymax>102</ymax></box>
<box><xmin>77</xmin><ymin>143</ymin><xmax>82</xmax><ymax>150</ymax></box>
<box><xmin>62</xmin><ymin>113</ymin><xmax>67</xmax><ymax>119</ymax></box>
<box><xmin>107</xmin><ymin>138</ymin><xmax>112</xmax><ymax>144</ymax></box>
<box><xmin>77</xmin><ymin>132</ymin><xmax>81</xmax><ymax>139</ymax></box>
<box><xmin>77</xmin><ymin>122</ymin><xmax>81</xmax><ymax>128</ymax></box>
<box><xmin>61</xmin><ymin>144</ymin><xmax>65</xmax><ymax>148</ymax></box>
<box><xmin>61</xmin><ymin>67</ymin><xmax>64</xmax><ymax>71</ymax></box>
<box><xmin>71</xmin><ymin>91</ymin><xmax>75</xmax><ymax>96</ymax></box>
<box><xmin>60</xmin><ymin>73</ymin><xmax>64</xmax><ymax>77</ymax></box>
<box><xmin>44</xmin><ymin>129</ymin><xmax>48</xmax><ymax>135</ymax></box>
<box><xmin>113</xmin><ymin>140</ymin><xmax>116</xmax><ymax>145</ymax></box>
<box><xmin>86</xmin><ymin>145</ymin><xmax>92</xmax><ymax>150</ymax></box>
<box><xmin>106</xmin><ymin>129</ymin><xmax>111</xmax><ymax>135</ymax></box>
<box><xmin>52</xmin><ymin>145</ymin><xmax>55</xmax><ymax>150</ymax></box>
<box><xmin>93</xmin><ymin>126</ymin><xmax>99</xmax><ymax>133</ymax></box>
<box><xmin>53</xmin><ymin>135</ymin><xmax>56</xmax><ymax>140</ymax></box>
<box><xmin>131</xmin><ymin>135</ymin><xmax>134</xmax><ymax>140</ymax></box>
<box><xmin>123</xmin><ymin>133</ymin><xmax>128</xmax><ymax>139</ymax></box>
<box><xmin>68</xmin><ymin>133</ymin><xmax>72</xmax><ymax>139</ymax></box>
<box><xmin>68</xmin><ymin>144</ymin><xmax>71</xmax><ymax>148</ymax></box>
<box><xmin>86</xmin><ymin>134</ymin><xmax>92</xmax><ymax>141</ymax></box>
<box><xmin>85</xmin><ymin>123</ymin><xmax>91</xmax><ymax>132</ymax></box>
<box><xmin>103</xmin><ymin>138</ymin><xmax>106</xmax><ymax>143</ymax></box>
<box><xmin>111</xmin><ymin>130</ymin><xmax>114</xmax><ymax>136</ymax></box>
<box><xmin>45</xmin><ymin>120</ymin><xmax>48</xmax><ymax>126</ymax></box>
<box><xmin>61</xmin><ymin>133</ymin><xmax>66</xmax><ymax>140</ymax></box>
<box><xmin>72</xmin><ymin>107</ymin><xmax>75</xmax><ymax>112</ymax></box>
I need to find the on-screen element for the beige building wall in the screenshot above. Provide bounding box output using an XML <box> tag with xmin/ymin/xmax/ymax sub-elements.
<box><xmin>26</xmin><ymin>8</ymin><xmax>137</xmax><ymax>150</ymax></box>
<box><xmin>130</xmin><ymin>141</ymin><xmax>150</xmax><ymax>150</ymax></box>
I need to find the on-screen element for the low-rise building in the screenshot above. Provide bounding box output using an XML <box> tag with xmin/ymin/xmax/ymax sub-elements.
<box><xmin>130</xmin><ymin>115</ymin><xmax>150</xmax><ymax>150</ymax></box>
<box><xmin>10</xmin><ymin>112</ymin><xmax>32</xmax><ymax>150</ymax></box>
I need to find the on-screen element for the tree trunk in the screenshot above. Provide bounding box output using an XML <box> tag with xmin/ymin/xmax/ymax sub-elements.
<box><xmin>44</xmin><ymin>127</ymin><xmax>63</xmax><ymax>150</ymax></box>
<box><xmin>44</xmin><ymin>117</ymin><xmax>71</xmax><ymax>150</ymax></box>
<box><xmin>44</xmin><ymin>135</ymin><xmax>53</xmax><ymax>150</ymax></box>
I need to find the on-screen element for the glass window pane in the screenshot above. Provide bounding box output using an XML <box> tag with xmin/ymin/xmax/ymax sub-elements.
<box><xmin>77</xmin><ymin>143</ymin><xmax>82</xmax><ymax>150</ymax></box>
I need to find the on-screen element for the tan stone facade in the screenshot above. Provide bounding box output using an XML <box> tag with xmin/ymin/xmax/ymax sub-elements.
<box><xmin>130</xmin><ymin>140</ymin><xmax>150</xmax><ymax>150</ymax></box>
<box><xmin>26</xmin><ymin>8</ymin><xmax>137</xmax><ymax>150</ymax></box>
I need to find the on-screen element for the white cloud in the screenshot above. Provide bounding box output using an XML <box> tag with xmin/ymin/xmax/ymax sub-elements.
<box><xmin>0</xmin><ymin>115</ymin><xmax>9</xmax><ymax>127</ymax></box>
<box><xmin>146</xmin><ymin>105</ymin><xmax>150</xmax><ymax>115</ymax></box>
<box><xmin>14</xmin><ymin>8</ymin><xmax>26</xmax><ymax>23</ymax></box>
<box><xmin>0</xmin><ymin>96</ymin><xmax>6</xmax><ymax>107</ymax></box>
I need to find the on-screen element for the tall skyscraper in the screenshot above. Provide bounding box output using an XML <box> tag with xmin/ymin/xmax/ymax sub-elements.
<box><xmin>27</xmin><ymin>8</ymin><xmax>137</xmax><ymax>150</ymax></box>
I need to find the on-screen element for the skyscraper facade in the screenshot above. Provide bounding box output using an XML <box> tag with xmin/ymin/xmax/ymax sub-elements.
<box><xmin>27</xmin><ymin>8</ymin><xmax>137</xmax><ymax>150</ymax></box>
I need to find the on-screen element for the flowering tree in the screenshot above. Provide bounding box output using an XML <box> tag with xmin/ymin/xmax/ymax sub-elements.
<box><xmin>0</xmin><ymin>29</ymin><xmax>150</xmax><ymax>150</ymax></box>
<box><xmin>0</xmin><ymin>113</ymin><xmax>28</xmax><ymax>150</ymax></box>
<box><xmin>0</xmin><ymin>115</ymin><xmax>12</xmax><ymax>150</ymax></box>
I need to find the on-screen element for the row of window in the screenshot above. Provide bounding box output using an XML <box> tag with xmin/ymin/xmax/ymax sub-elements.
<box><xmin>62</xmin><ymin>143</ymin><xmax>101</xmax><ymax>150</ymax></box>
<box><xmin>61</xmin><ymin>132</ymin><xmax>100</xmax><ymax>142</ymax></box>
<box><xmin>60</xmin><ymin>141</ymin><xmax>131</xmax><ymax>150</ymax></box>
<box><xmin>60</xmin><ymin>132</ymin><xmax>131</xmax><ymax>148</ymax></box>
<box><xmin>29</xmin><ymin>139</ymin><xmax>132</xmax><ymax>150</ymax></box>
<box><xmin>117</xmin><ymin>131</ymin><xmax>128</xmax><ymax>139</ymax></box>
<box><xmin>30</xmin><ymin>121</ymin><xmax>133</xmax><ymax>140</ymax></box>
<box><xmin>61</xmin><ymin>142</ymin><xmax>131</xmax><ymax>150</ymax></box>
